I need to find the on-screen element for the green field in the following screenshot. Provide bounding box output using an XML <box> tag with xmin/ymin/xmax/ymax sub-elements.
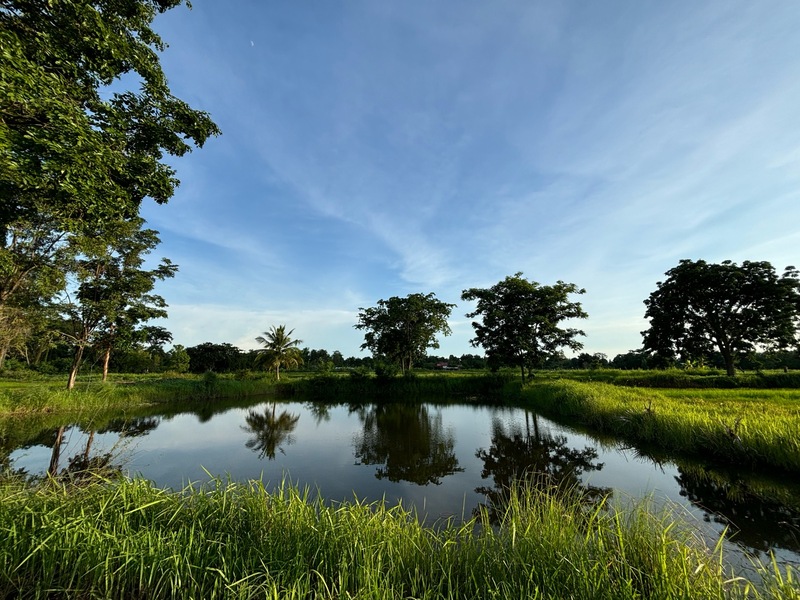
<box><xmin>0</xmin><ymin>372</ymin><xmax>282</xmax><ymax>415</ymax></box>
<box><xmin>520</xmin><ymin>378</ymin><xmax>800</xmax><ymax>473</ymax></box>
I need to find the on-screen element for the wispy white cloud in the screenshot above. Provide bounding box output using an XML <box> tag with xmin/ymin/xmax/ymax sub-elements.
<box><xmin>161</xmin><ymin>304</ymin><xmax>362</xmax><ymax>352</ymax></box>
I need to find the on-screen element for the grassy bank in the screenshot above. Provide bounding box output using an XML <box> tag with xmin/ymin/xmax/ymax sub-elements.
<box><xmin>521</xmin><ymin>379</ymin><xmax>800</xmax><ymax>473</ymax></box>
<box><xmin>1</xmin><ymin>477</ymin><xmax>796</xmax><ymax>599</ymax></box>
<box><xmin>0</xmin><ymin>373</ymin><xmax>286</xmax><ymax>415</ymax></box>
<box><xmin>535</xmin><ymin>368</ymin><xmax>800</xmax><ymax>389</ymax></box>
<box><xmin>3</xmin><ymin>368</ymin><xmax>797</xmax><ymax>416</ymax></box>
<box><xmin>0</xmin><ymin>371</ymin><xmax>520</xmax><ymax>415</ymax></box>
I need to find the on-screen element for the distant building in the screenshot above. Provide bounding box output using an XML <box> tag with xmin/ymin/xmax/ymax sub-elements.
<box><xmin>436</xmin><ymin>362</ymin><xmax>460</xmax><ymax>370</ymax></box>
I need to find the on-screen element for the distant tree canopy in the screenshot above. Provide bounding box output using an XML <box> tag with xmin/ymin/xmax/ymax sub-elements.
<box><xmin>642</xmin><ymin>259</ymin><xmax>800</xmax><ymax>377</ymax></box>
<box><xmin>462</xmin><ymin>274</ymin><xmax>587</xmax><ymax>383</ymax></box>
<box><xmin>186</xmin><ymin>342</ymin><xmax>244</xmax><ymax>374</ymax></box>
<box><xmin>355</xmin><ymin>293</ymin><xmax>455</xmax><ymax>373</ymax></box>
<box><xmin>164</xmin><ymin>344</ymin><xmax>190</xmax><ymax>373</ymax></box>
<box><xmin>569</xmin><ymin>352</ymin><xmax>609</xmax><ymax>370</ymax></box>
<box><xmin>610</xmin><ymin>350</ymin><xmax>649</xmax><ymax>370</ymax></box>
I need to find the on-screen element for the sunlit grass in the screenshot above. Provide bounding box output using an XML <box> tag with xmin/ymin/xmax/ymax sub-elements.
<box><xmin>523</xmin><ymin>379</ymin><xmax>800</xmax><ymax>473</ymax></box>
<box><xmin>1</xmin><ymin>476</ymin><xmax>795</xmax><ymax>599</ymax></box>
<box><xmin>0</xmin><ymin>375</ymin><xmax>283</xmax><ymax>415</ymax></box>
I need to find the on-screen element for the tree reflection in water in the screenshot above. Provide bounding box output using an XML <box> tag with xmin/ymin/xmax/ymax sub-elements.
<box><xmin>46</xmin><ymin>416</ymin><xmax>162</xmax><ymax>482</ymax></box>
<box><xmin>103</xmin><ymin>416</ymin><xmax>161</xmax><ymax>439</ymax></box>
<box><xmin>305</xmin><ymin>402</ymin><xmax>331</xmax><ymax>425</ymax></box>
<box><xmin>242</xmin><ymin>404</ymin><xmax>300</xmax><ymax>460</ymax></box>
<box><xmin>354</xmin><ymin>403</ymin><xmax>463</xmax><ymax>485</ymax></box>
<box><xmin>0</xmin><ymin>424</ymin><xmax>62</xmax><ymax>480</ymax></box>
<box><xmin>475</xmin><ymin>412</ymin><xmax>610</xmax><ymax>522</ymax></box>
<box><xmin>675</xmin><ymin>464</ymin><xmax>800</xmax><ymax>558</ymax></box>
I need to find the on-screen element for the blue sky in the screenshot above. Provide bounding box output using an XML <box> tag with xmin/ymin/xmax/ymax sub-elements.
<box><xmin>140</xmin><ymin>1</ymin><xmax>800</xmax><ymax>359</ymax></box>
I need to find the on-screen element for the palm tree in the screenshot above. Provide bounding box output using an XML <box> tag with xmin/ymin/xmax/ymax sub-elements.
<box><xmin>254</xmin><ymin>325</ymin><xmax>303</xmax><ymax>380</ymax></box>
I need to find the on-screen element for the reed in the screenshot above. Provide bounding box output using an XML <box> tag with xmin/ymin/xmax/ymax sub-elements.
<box><xmin>1</xmin><ymin>477</ymin><xmax>794</xmax><ymax>599</ymax></box>
<box><xmin>522</xmin><ymin>379</ymin><xmax>800</xmax><ymax>473</ymax></box>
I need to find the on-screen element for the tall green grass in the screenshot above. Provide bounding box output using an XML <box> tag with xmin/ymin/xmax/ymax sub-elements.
<box><xmin>1</xmin><ymin>477</ymin><xmax>795</xmax><ymax>599</ymax></box>
<box><xmin>522</xmin><ymin>380</ymin><xmax>800</xmax><ymax>473</ymax></box>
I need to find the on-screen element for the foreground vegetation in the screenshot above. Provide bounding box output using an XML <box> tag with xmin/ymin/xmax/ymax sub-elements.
<box><xmin>1</xmin><ymin>477</ymin><xmax>797</xmax><ymax>599</ymax></box>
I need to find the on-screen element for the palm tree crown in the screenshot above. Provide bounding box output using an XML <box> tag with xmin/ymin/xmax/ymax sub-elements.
<box><xmin>255</xmin><ymin>325</ymin><xmax>303</xmax><ymax>380</ymax></box>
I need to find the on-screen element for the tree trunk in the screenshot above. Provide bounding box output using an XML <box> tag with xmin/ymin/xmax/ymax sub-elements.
<box><xmin>67</xmin><ymin>345</ymin><xmax>85</xmax><ymax>390</ymax></box>
<box><xmin>48</xmin><ymin>425</ymin><xmax>66</xmax><ymax>477</ymax></box>
<box><xmin>101</xmin><ymin>346</ymin><xmax>111</xmax><ymax>382</ymax></box>
<box><xmin>722</xmin><ymin>351</ymin><xmax>736</xmax><ymax>377</ymax></box>
<box><xmin>276</xmin><ymin>364</ymin><xmax>280</xmax><ymax>380</ymax></box>
<box><xmin>0</xmin><ymin>344</ymin><xmax>7</xmax><ymax>370</ymax></box>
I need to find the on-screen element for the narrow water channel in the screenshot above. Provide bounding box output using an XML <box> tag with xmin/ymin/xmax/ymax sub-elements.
<box><xmin>5</xmin><ymin>399</ymin><xmax>800</xmax><ymax>572</ymax></box>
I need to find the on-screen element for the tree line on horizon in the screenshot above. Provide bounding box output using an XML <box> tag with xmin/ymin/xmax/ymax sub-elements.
<box><xmin>3</xmin><ymin>261</ymin><xmax>799</xmax><ymax>382</ymax></box>
<box><xmin>344</xmin><ymin>263</ymin><xmax>800</xmax><ymax>381</ymax></box>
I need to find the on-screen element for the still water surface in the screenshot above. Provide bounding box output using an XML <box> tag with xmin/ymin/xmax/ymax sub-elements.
<box><xmin>8</xmin><ymin>399</ymin><xmax>800</xmax><ymax>571</ymax></box>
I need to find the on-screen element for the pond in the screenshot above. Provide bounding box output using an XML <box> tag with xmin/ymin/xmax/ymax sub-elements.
<box><xmin>6</xmin><ymin>398</ymin><xmax>800</xmax><ymax>572</ymax></box>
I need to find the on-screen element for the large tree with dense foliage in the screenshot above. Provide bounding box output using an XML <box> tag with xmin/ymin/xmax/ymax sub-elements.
<box><xmin>355</xmin><ymin>293</ymin><xmax>455</xmax><ymax>373</ymax></box>
<box><xmin>254</xmin><ymin>325</ymin><xmax>303</xmax><ymax>380</ymax></box>
<box><xmin>0</xmin><ymin>0</ymin><xmax>219</xmax><ymax>339</ymax></box>
<box><xmin>0</xmin><ymin>208</ymin><xmax>67</xmax><ymax>307</ymax></box>
<box><xmin>461</xmin><ymin>274</ymin><xmax>587</xmax><ymax>382</ymax></box>
<box><xmin>642</xmin><ymin>259</ymin><xmax>800</xmax><ymax>376</ymax></box>
<box><xmin>0</xmin><ymin>0</ymin><xmax>220</xmax><ymax>230</ymax></box>
<box><xmin>0</xmin><ymin>209</ymin><xmax>69</xmax><ymax>367</ymax></box>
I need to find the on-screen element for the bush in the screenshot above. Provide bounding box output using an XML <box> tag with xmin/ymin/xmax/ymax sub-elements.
<box><xmin>374</xmin><ymin>361</ymin><xmax>400</xmax><ymax>382</ymax></box>
<box><xmin>349</xmin><ymin>367</ymin><xmax>372</xmax><ymax>380</ymax></box>
<box><xmin>200</xmin><ymin>371</ymin><xmax>219</xmax><ymax>398</ymax></box>
<box><xmin>234</xmin><ymin>369</ymin><xmax>264</xmax><ymax>381</ymax></box>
